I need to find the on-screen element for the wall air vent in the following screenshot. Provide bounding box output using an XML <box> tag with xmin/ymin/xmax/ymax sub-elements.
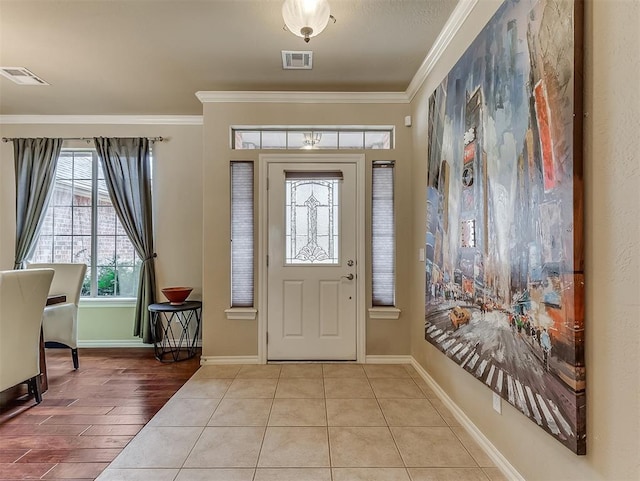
<box><xmin>0</xmin><ymin>67</ymin><xmax>49</xmax><ymax>85</ymax></box>
<box><xmin>282</xmin><ymin>51</ymin><xmax>313</xmax><ymax>70</ymax></box>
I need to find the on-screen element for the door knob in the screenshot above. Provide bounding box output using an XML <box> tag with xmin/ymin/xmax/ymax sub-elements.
<box><xmin>342</xmin><ymin>273</ymin><xmax>354</xmax><ymax>281</ymax></box>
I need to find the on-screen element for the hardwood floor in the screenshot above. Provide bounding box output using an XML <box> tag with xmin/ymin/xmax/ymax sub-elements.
<box><xmin>0</xmin><ymin>348</ymin><xmax>200</xmax><ymax>480</ymax></box>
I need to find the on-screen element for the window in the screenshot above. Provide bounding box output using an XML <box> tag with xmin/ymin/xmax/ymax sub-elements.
<box><xmin>285</xmin><ymin>171</ymin><xmax>342</xmax><ymax>265</ymax></box>
<box><xmin>230</xmin><ymin>161</ymin><xmax>254</xmax><ymax>307</ymax></box>
<box><xmin>372</xmin><ymin>161</ymin><xmax>395</xmax><ymax>306</ymax></box>
<box><xmin>233</xmin><ymin>127</ymin><xmax>394</xmax><ymax>150</ymax></box>
<box><xmin>30</xmin><ymin>150</ymin><xmax>141</xmax><ymax>297</ymax></box>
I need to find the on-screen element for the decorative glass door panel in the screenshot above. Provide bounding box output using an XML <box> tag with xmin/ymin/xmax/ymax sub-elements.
<box><xmin>285</xmin><ymin>172</ymin><xmax>341</xmax><ymax>264</ymax></box>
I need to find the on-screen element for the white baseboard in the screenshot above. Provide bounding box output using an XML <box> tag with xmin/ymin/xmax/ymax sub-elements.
<box><xmin>410</xmin><ymin>358</ymin><xmax>524</xmax><ymax>481</ymax></box>
<box><xmin>78</xmin><ymin>340</ymin><xmax>152</xmax><ymax>348</ymax></box>
<box><xmin>200</xmin><ymin>356</ymin><xmax>260</xmax><ymax>365</ymax></box>
<box><xmin>365</xmin><ymin>355</ymin><xmax>413</xmax><ymax>364</ymax></box>
<box><xmin>78</xmin><ymin>339</ymin><xmax>202</xmax><ymax>348</ymax></box>
<box><xmin>200</xmin><ymin>355</ymin><xmax>411</xmax><ymax>365</ymax></box>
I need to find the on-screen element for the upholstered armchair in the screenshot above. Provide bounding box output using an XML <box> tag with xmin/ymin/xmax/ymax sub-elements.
<box><xmin>0</xmin><ymin>268</ymin><xmax>54</xmax><ymax>403</ymax></box>
<box><xmin>27</xmin><ymin>263</ymin><xmax>87</xmax><ymax>369</ymax></box>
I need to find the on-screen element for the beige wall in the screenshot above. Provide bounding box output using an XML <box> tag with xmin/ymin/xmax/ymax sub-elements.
<box><xmin>0</xmin><ymin>123</ymin><xmax>203</xmax><ymax>341</ymax></box>
<box><xmin>2</xmin><ymin>0</ymin><xmax>638</xmax><ymax>475</ymax></box>
<box><xmin>77</xmin><ymin>304</ymin><xmax>137</xmax><ymax>342</ymax></box>
<box><xmin>410</xmin><ymin>1</ymin><xmax>640</xmax><ymax>480</ymax></box>
<box><xmin>201</xmin><ymin>102</ymin><xmax>413</xmax><ymax>358</ymax></box>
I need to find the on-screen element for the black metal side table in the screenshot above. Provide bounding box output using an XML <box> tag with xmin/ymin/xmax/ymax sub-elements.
<box><xmin>148</xmin><ymin>301</ymin><xmax>202</xmax><ymax>362</ymax></box>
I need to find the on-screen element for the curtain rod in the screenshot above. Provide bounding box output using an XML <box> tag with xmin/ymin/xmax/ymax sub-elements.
<box><xmin>1</xmin><ymin>136</ymin><xmax>164</xmax><ymax>143</ymax></box>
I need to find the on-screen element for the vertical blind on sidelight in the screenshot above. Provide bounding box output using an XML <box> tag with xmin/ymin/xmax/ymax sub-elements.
<box><xmin>372</xmin><ymin>161</ymin><xmax>396</xmax><ymax>306</ymax></box>
<box><xmin>230</xmin><ymin>161</ymin><xmax>254</xmax><ymax>307</ymax></box>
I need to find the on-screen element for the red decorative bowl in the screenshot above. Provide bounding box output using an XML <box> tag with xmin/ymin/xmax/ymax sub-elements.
<box><xmin>161</xmin><ymin>287</ymin><xmax>192</xmax><ymax>305</ymax></box>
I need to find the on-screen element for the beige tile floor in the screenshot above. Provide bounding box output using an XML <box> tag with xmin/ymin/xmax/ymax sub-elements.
<box><xmin>97</xmin><ymin>363</ymin><xmax>508</xmax><ymax>481</ymax></box>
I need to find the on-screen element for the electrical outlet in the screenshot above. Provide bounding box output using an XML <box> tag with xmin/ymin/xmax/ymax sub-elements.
<box><xmin>493</xmin><ymin>392</ymin><xmax>502</xmax><ymax>414</ymax></box>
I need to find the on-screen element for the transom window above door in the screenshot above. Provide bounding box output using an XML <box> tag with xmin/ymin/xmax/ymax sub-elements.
<box><xmin>232</xmin><ymin>127</ymin><xmax>394</xmax><ymax>150</ymax></box>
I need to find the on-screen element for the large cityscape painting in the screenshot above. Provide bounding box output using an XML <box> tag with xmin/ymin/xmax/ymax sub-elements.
<box><xmin>424</xmin><ymin>0</ymin><xmax>585</xmax><ymax>454</ymax></box>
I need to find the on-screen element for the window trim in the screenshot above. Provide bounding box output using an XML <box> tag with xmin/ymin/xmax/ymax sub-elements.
<box><xmin>80</xmin><ymin>297</ymin><xmax>137</xmax><ymax>308</ymax></box>
<box><xmin>368</xmin><ymin>307</ymin><xmax>401</xmax><ymax>320</ymax></box>
<box><xmin>224</xmin><ymin>307</ymin><xmax>257</xmax><ymax>320</ymax></box>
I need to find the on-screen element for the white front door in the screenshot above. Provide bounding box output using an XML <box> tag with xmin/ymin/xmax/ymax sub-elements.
<box><xmin>267</xmin><ymin>162</ymin><xmax>357</xmax><ymax>360</ymax></box>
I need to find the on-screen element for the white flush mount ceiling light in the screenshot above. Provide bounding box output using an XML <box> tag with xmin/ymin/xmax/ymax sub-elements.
<box><xmin>282</xmin><ymin>0</ymin><xmax>335</xmax><ymax>43</ymax></box>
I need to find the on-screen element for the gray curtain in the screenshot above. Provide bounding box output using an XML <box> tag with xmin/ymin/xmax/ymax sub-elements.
<box><xmin>13</xmin><ymin>138</ymin><xmax>63</xmax><ymax>269</ymax></box>
<box><xmin>94</xmin><ymin>137</ymin><xmax>156</xmax><ymax>343</ymax></box>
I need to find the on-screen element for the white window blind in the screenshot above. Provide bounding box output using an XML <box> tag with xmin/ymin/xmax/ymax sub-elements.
<box><xmin>372</xmin><ymin>161</ymin><xmax>395</xmax><ymax>306</ymax></box>
<box><xmin>230</xmin><ymin>161</ymin><xmax>254</xmax><ymax>307</ymax></box>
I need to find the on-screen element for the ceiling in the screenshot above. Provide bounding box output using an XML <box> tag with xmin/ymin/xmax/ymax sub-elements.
<box><xmin>0</xmin><ymin>0</ymin><xmax>458</xmax><ymax>116</ymax></box>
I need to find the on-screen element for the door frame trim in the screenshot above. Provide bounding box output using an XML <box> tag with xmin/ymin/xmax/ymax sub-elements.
<box><xmin>258</xmin><ymin>153</ymin><xmax>366</xmax><ymax>363</ymax></box>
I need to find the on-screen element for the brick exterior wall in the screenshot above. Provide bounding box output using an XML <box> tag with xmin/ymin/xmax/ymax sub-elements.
<box><xmin>31</xmin><ymin>186</ymin><xmax>139</xmax><ymax>296</ymax></box>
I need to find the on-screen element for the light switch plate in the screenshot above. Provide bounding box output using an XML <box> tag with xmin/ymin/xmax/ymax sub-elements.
<box><xmin>419</xmin><ymin>248</ymin><xmax>425</xmax><ymax>262</ymax></box>
<box><xmin>493</xmin><ymin>392</ymin><xmax>502</xmax><ymax>414</ymax></box>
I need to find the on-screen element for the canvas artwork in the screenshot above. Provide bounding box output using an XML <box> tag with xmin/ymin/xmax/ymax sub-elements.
<box><xmin>424</xmin><ymin>0</ymin><xmax>585</xmax><ymax>454</ymax></box>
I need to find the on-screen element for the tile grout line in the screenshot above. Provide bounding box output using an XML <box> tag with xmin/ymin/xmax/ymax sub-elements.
<box><xmin>320</xmin><ymin>367</ymin><xmax>334</xmax><ymax>480</ymax></box>
<box><xmin>366</xmin><ymin>369</ymin><xmax>412</xmax><ymax>474</ymax></box>
<box><xmin>479</xmin><ymin>467</ymin><xmax>496</xmax><ymax>480</ymax></box>
<box><xmin>449</xmin><ymin>423</ymin><xmax>483</xmax><ymax>468</ymax></box>
<box><xmin>172</xmin><ymin>367</ymin><xmax>237</xmax><ymax>477</ymax></box>
<box><xmin>251</xmin><ymin>365</ymin><xmax>278</xmax><ymax>478</ymax></box>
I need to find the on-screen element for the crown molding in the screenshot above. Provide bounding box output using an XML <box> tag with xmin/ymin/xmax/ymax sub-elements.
<box><xmin>196</xmin><ymin>91</ymin><xmax>410</xmax><ymax>104</ymax></box>
<box><xmin>0</xmin><ymin>115</ymin><xmax>203</xmax><ymax>125</ymax></box>
<box><xmin>406</xmin><ymin>0</ymin><xmax>478</xmax><ymax>101</ymax></box>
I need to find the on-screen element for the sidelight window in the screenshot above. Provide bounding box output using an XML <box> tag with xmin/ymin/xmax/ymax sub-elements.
<box><xmin>372</xmin><ymin>161</ymin><xmax>396</xmax><ymax>306</ymax></box>
<box><xmin>230</xmin><ymin>161</ymin><xmax>255</xmax><ymax>307</ymax></box>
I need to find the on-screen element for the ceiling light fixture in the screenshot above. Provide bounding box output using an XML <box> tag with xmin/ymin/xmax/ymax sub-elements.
<box><xmin>282</xmin><ymin>0</ymin><xmax>336</xmax><ymax>43</ymax></box>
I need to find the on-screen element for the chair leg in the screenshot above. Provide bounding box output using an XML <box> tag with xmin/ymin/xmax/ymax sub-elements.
<box><xmin>28</xmin><ymin>376</ymin><xmax>42</xmax><ymax>404</ymax></box>
<box><xmin>71</xmin><ymin>348</ymin><xmax>79</xmax><ymax>370</ymax></box>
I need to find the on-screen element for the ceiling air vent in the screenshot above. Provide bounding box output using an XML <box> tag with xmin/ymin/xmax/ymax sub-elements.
<box><xmin>0</xmin><ymin>67</ymin><xmax>49</xmax><ymax>85</ymax></box>
<box><xmin>282</xmin><ymin>51</ymin><xmax>313</xmax><ymax>70</ymax></box>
